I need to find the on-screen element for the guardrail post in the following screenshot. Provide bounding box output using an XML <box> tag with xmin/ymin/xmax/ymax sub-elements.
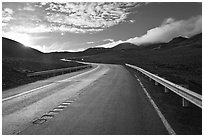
<box><xmin>179</xmin><ymin>84</ymin><xmax>190</xmax><ymax>107</ymax></box>
<box><xmin>164</xmin><ymin>87</ymin><xmax>169</xmax><ymax>93</ymax></box>
<box><xmin>126</xmin><ymin>63</ymin><xmax>202</xmax><ymax>109</ymax></box>
<box><xmin>154</xmin><ymin>74</ymin><xmax>159</xmax><ymax>85</ymax></box>
<box><xmin>182</xmin><ymin>98</ymin><xmax>189</xmax><ymax>107</ymax></box>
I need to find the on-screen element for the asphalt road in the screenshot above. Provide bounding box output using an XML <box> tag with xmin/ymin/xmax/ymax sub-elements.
<box><xmin>3</xmin><ymin>63</ymin><xmax>169</xmax><ymax>135</ymax></box>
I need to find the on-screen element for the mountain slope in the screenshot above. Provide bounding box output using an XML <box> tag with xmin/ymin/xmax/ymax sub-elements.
<box><xmin>168</xmin><ymin>36</ymin><xmax>188</xmax><ymax>44</ymax></box>
<box><xmin>2</xmin><ymin>37</ymin><xmax>43</xmax><ymax>59</ymax></box>
<box><xmin>75</xmin><ymin>33</ymin><xmax>202</xmax><ymax>94</ymax></box>
<box><xmin>185</xmin><ymin>33</ymin><xmax>202</xmax><ymax>48</ymax></box>
<box><xmin>111</xmin><ymin>42</ymin><xmax>138</xmax><ymax>50</ymax></box>
<box><xmin>2</xmin><ymin>37</ymin><xmax>84</xmax><ymax>90</ymax></box>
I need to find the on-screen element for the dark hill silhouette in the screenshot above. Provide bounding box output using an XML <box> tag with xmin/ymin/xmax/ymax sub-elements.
<box><xmin>147</xmin><ymin>33</ymin><xmax>202</xmax><ymax>50</ymax></box>
<box><xmin>2</xmin><ymin>33</ymin><xmax>202</xmax><ymax>92</ymax></box>
<box><xmin>185</xmin><ymin>33</ymin><xmax>202</xmax><ymax>48</ymax></box>
<box><xmin>2</xmin><ymin>37</ymin><xmax>43</xmax><ymax>59</ymax></box>
<box><xmin>188</xmin><ymin>33</ymin><xmax>202</xmax><ymax>42</ymax></box>
<box><xmin>73</xmin><ymin>33</ymin><xmax>202</xmax><ymax>94</ymax></box>
<box><xmin>168</xmin><ymin>36</ymin><xmax>188</xmax><ymax>44</ymax></box>
<box><xmin>46</xmin><ymin>51</ymin><xmax>80</xmax><ymax>59</ymax></box>
<box><xmin>111</xmin><ymin>42</ymin><xmax>138</xmax><ymax>50</ymax></box>
<box><xmin>2</xmin><ymin>37</ymin><xmax>84</xmax><ymax>90</ymax></box>
<box><xmin>157</xmin><ymin>36</ymin><xmax>188</xmax><ymax>49</ymax></box>
<box><xmin>3</xmin><ymin>33</ymin><xmax>201</xmax><ymax>60</ymax></box>
<box><xmin>83</xmin><ymin>47</ymin><xmax>110</xmax><ymax>54</ymax></box>
<box><xmin>58</xmin><ymin>33</ymin><xmax>201</xmax><ymax>60</ymax></box>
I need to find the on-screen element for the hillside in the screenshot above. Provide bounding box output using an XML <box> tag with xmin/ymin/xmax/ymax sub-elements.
<box><xmin>2</xmin><ymin>37</ymin><xmax>43</xmax><ymax>59</ymax></box>
<box><xmin>71</xmin><ymin>33</ymin><xmax>202</xmax><ymax>94</ymax></box>
<box><xmin>3</xmin><ymin>33</ymin><xmax>202</xmax><ymax>92</ymax></box>
<box><xmin>2</xmin><ymin>37</ymin><xmax>84</xmax><ymax>90</ymax></box>
<box><xmin>184</xmin><ymin>33</ymin><xmax>202</xmax><ymax>48</ymax></box>
<box><xmin>47</xmin><ymin>47</ymin><xmax>111</xmax><ymax>59</ymax></box>
<box><xmin>168</xmin><ymin>36</ymin><xmax>188</xmax><ymax>44</ymax></box>
<box><xmin>111</xmin><ymin>42</ymin><xmax>138</xmax><ymax>50</ymax></box>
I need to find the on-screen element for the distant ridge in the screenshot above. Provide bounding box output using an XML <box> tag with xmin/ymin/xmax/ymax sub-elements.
<box><xmin>82</xmin><ymin>47</ymin><xmax>110</xmax><ymax>54</ymax></box>
<box><xmin>168</xmin><ymin>36</ymin><xmax>188</xmax><ymax>44</ymax></box>
<box><xmin>111</xmin><ymin>42</ymin><xmax>138</xmax><ymax>50</ymax></box>
<box><xmin>2</xmin><ymin>33</ymin><xmax>202</xmax><ymax>59</ymax></box>
<box><xmin>186</xmin><ymin>33</ymin><xmax>202</xmax><ymax>46</ymax></box>
<box><xmin>189</xmin><ymin>33</ymin><xmax>202</xmax><ymax>41</ymax></box>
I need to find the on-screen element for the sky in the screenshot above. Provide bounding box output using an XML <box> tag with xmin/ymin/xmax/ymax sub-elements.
<box><xmin>2</xmin><ymin>2</ymin><xmax>202</xmax><ymax>52</ymax></box>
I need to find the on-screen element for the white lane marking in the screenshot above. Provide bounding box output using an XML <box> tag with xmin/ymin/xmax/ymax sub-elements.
<box><xmin>53</xmin><ymin>108</ymin><xmax>63</xmax><ymax>111</ymax></box>
<box><xmin>2</xmin><ymin>83</ymin><xmax>54</xmax><ymax>102</ymax></box>
<box><xmin>135</xmin><ymin>74</ymin><xmax>176</xmax><ymax>135</ymax></box>
<box><xmin>65</xmin><ymin>100</ymin><xmax>74</xmax><ymax>103</ymax></box>
<box><xmin>2</xmin><ymin>65</ymin><xmax>99</xmax><ymax>102</ymax></box>
<box><xmin>61</xmin><ymin>102</ymin><xmax>71</xmax><ymax>105</ymax></box>
<box><xmin>57</xmin><ymin>105</ymin><xmax>67</xmax><ymax>108</ymax></box>
<box><xmin>41</xmin><ymin>114</ymin><xmax>54</xmax><ymax>119</ymax></box>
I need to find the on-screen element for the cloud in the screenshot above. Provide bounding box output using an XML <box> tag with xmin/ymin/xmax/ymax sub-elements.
<box><xmin>2</xmin><ymin>31</ymin><xmax>49</xmax><ymax>49</ymax></box>
<box><xmin>18</xmin><ymin>5</ymin><xmax>35</xmax><ymax>11</ymax></box>
<box><xmin>129</xmin><ymin>20</ymin><xmax>135</xmax><ymax>23</ymax></box>
<box><xmin>127</xmin><ymin>15</ymin><xmax>202</xmax><ymax>45</ymax></box>
<box><xmin>27</xmin><ymin>41</ymin><xmax>75</xmax><ymax>53</ymax></box>
<box><xmin>161</xmin><ymin>17</ymin><xmax>175</xmax><ymax>26</ymax></box>
<box><xmin>86</xmin><ymin>41</ymin><xmax>94</xmax><ymax>44</ymax></box>
<box><xmin>2</xmin><ymin>8</ymin><xmax>14</xmax><ymax>24</ymax></box>
<box><xmin>42</xmin><ymin>42</ymin><xmax>69</xmax><ymax>53</ymax></box>
<box><xmin>85</xmin><ymin>38</ymin><xmax>115</xmax><ymax>45</ymax></box>
<box><xmin>103</xmin><ymin>38</ymin><xmax>115</xmax><ymax>43</ymax></box>
<box><xmin>39</xmin><ymin>42</ymin><xmax>87</xmax><ymax>53</ymax></box>
<box><xmin>3</xmin><ymin>2</ymin><xmax>143</xmax><ymax>34</ymax></box>
<box><xmin>4</xmin><ymin>8</ymin><xmax>13</xmax><ymax>14</ymax></box>
<box><xmin>96</xmin><ymin>40</ymin><xmax>125</xmax><ymax>48</ymax></box>
<box><xmin>34</xmin><ymin>2</ymin><xmax>141</xmax><ymax>33</ymax></box>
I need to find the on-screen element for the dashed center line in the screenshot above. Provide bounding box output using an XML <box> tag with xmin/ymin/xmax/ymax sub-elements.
<box><xmin>57</xmin><ymin>105</ymin><xmax>67</xmax><ymax>108</ymax></box>
<box><xmin>31</xmin><ymin>98</ymin><xmax>75</xmax><ymax>126</ymax></box>
<box><xmin>41</xmin><ymin>114</ymin><xmax>54</xmax><ymax>119</ymax></box>
<box><xmin>53</xmin><ymin>108</ymin><xmax>63</xmax><ymax>112</ymax></box>
<box><xmin>61</xmin><ymin>102</ymin><xmax>71</xmax><ymax>105</ymax></box>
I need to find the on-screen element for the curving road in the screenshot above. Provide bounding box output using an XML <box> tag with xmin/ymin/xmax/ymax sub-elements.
<box><xmin>3</xmin><ymin>63</ymin><xmax>169</xmax><ymax>135</ymax></box>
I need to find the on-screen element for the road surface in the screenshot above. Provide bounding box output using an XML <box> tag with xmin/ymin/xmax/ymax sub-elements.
<box><xmin>2</xmin><ymin>63</ymin><xmax>169</xmax><ymax>135</ymax></box>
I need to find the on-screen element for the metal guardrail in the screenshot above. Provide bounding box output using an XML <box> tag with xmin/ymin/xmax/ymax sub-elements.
<box><xmin>126</xmin><ymin>63</ymin><xmax>202</xmax><ymax>109</ymax></box>
<box><xmin>27</xmin><ymin>65</ymin><xmax>92</xmax><ymax>77</ymax></box>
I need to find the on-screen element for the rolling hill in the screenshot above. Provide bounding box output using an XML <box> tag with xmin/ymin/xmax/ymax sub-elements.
<box><xmin>3</xmin><ymin>37</ymin><xmax>43</xmax><ymax>59</ymax></box>
<box><xmin>2</xmin><ymin>33</ymin><xmax>202</xmax><ymax>93</ymax></box>
<box><xmin>111</xmin><ymin>42</ymin><xmax>138</xmax><ymax>50</ymax></box>
<box><xmin>2</xmin><ymin>37</ymin><xmax>84</xmax><ymax>90</ymax></box>
<box><xmin>72</xmin><ymin>33</ymin><xmax>202</xmax><ymax>94</ymax></box>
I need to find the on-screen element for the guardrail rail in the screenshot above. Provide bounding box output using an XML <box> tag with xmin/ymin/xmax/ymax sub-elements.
<box><xmin>126</xmin><ymin>63</ymin><xmax>202</xmax><ymax>109</ymax></box>
<box><xmin>27</xmin><ymin>65</ymin><xmax>92</xmax><ymax>77</ymax></box>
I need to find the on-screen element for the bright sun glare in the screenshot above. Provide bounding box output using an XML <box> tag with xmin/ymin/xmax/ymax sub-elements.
<box><xmin>4</xmin><ymin>32</ymin><xmax>33</xmax><ymax>47</ymax></box>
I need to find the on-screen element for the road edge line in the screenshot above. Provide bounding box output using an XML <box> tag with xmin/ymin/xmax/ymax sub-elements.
<box><xmin>3</xmin><ymin>64</ymin><xmax>99</xmax><ymax>102</ymax></box>
<box><xmin>2</xmin><ymin>83</ymin><xmax>54</xmax><ymax>102</ymax></box>
<box><xmin>135</xmin><ymin>74</ymin><xmax>176</xmax><ymax>135</ymax></box>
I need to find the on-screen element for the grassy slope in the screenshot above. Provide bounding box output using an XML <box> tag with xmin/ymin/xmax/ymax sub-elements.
<box><xmin>2</xmin><ymin>57</ymin><xmax>84</xmax><ymax>91</ymax></box>
<box><xmin>2</xmin><ymin>37</ymin><xmax>86</xmax><ymax>91</ymax></box>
